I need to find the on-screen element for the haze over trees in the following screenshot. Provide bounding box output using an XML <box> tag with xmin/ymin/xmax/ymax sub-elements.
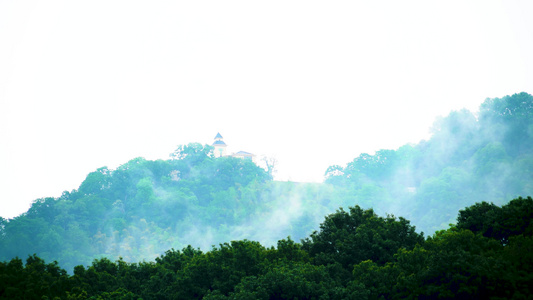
<box><xmin>1</xmin><ymin>198</ymin><xmax>532</xmax><ymax>299</ymax></box>
<box><xmin>0</xmin><ymin>92</ymin><xmax>532</xmax><ymax>297</ymax></box>
<box><xmin>326</xmin><ymin>92</ymin><xmax>533</xmax><ymax>232</ymax></box>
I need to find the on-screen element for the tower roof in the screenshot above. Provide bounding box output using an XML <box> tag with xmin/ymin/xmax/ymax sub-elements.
<box><xmin>213</xmin><ymin>140</ymin><xmax>227</xmax><ymax>147</ymax></box>
<box><xmin>214</xmin><ymin>132</ymin><xmax>223</xmax><ymax>139</ymax></box>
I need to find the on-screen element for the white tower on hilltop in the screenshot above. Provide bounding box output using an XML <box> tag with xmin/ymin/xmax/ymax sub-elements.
<box><xmin>212</xmin><ymin>132</ymin><xmax>227</xmax><ymax>157</ymax></box>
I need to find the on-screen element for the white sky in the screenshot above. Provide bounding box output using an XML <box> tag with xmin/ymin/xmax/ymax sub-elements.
<box><xmin>1</xmin><ymin>1</ymin><xmax>532</xmax><ymax>219</ymax></box>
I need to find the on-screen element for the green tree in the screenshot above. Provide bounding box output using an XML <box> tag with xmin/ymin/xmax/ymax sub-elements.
<box><xmin>216</xmin><ymin>262</ymin><xmax>341</xmax><ymax>300</ymax></box>
<box><xmin>394</xmin><ymin>229</ymin><xmax>506</xmax><ymax>299</ymax></box>
<box><xmin>170</xmin><ymin>143</ymin><xmax>214</xmax><ymax>161</ymax></box>
<box><xmin>457</xmin><ymin>197</ymin><xmax>533</xmax><ymax>244</ymax></box>
<box><xmin>301</xmin><ymin>205</ymin><xmax>424</xmax><ymax>280</ymax></box>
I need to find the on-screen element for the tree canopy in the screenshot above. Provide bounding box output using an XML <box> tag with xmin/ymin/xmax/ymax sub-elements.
<box><xmin>0</xmin><ymin>92</ymin><xmax>532</xmax><ymax>298</ymax></box>
<box><xmin>1</xmin><ymin>198</ymin><xmax>532</xmax><ymax>299</ymax></box>
<box><xmin>326</xmin><ymin>92</ymin><xmax>533</xmax><ymax>233</ymax></box>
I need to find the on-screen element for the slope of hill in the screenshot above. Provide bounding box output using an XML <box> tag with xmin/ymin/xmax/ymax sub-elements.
<box><xmin>326</xmin><ymin>92</ymin><xmax>533</xmax><ymax>232</ymax></box>
<box><xmin>0</xmin><ymin>92</ymin><xmax>532</xmax><ymax>273</ymax></box>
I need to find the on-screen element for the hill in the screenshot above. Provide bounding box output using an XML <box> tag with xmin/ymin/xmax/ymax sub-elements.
<box><xmin>326</xmin><ymin>92</ymin><xmax>533</xmax><ymax>232</ymax></box>
<box><xmin>1</xmin><ymin>92</ymin><xmax>532</xmax><ymax>273</ymax></box>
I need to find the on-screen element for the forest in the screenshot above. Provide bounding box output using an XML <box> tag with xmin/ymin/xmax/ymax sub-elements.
<box><xmin>1</xmin><ymin>197</ymin><xmax>532</xmax><ymax>299</ymax></box>
<box><xmin>1</xmin><ymin>92</ymin><xmax>532</xmax><ymax>298</ymax></box>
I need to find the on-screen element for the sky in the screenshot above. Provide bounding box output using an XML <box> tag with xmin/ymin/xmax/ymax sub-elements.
<box><xmin>1</xmin><ymin>1</ymin><xmax>532</xmax><ymax>219</ymax></box>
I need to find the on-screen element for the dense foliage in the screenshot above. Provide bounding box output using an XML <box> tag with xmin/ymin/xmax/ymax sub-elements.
<box><xmin>1</xmin><ymin>198</ymin><xmax>532</xmax><ymax>299</ymax></box>
<box><xmin>326</xmin><ymin>92</ymin><xmax>533</xmax><ymax>233</ymax></box>
<box><xmin>0</xmin><ymin>92</ymin><xmax>532</xmax><ymax>283</ymax></box>
<box><xmin>0</xmin><ymin>143</ymin><xmax>342</xmax><ymax>272</ymax></box>
<box><xmin>0</xmin><ymin>144</ymin><xmax>276</xmax><ymax>271</ymax></box>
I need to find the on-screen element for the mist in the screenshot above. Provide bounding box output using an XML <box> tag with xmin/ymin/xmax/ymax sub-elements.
<box><xmin>325</xmin><ymin>92</ymin><xmax>533</xmax><ymax>234</ymax></box>
<box><xmin>0</xmin><ymin>93</ymin><xmax>532</xmax><ymax>273</ymax></box>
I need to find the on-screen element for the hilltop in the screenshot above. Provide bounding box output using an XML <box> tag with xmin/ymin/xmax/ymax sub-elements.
<box><xmin>1</xmin><ymin>92</ymin><xmax>532</xmax><ymax>273</ymax></box>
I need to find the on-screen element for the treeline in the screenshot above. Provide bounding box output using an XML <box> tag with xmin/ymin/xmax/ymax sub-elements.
<box><xmin>1</xmin><ymin>197</ymin><xmax>532</xmax><ymax>299</ymax></box>
<box><xmin>0</xmin><ymin>144</ymin><xmax>338</xmax><ymax>272</ymax></box>
<box><xmin>0</xmin><ymin>144</ymin><xmax>277</xmax><ymax>272</ymax></box>
<box><xmin>1</xmin><ymin>92</ymin><xmax>532</xmax><ymax>274</ymax></box>
<box><xmin>326</xmin><ymin>92</ymin><xmax>533</xmax><ymax>233</ymax></box>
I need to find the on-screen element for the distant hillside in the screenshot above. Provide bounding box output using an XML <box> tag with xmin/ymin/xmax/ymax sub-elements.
<box><xmin>326</xmin><ymin>92</ymin><xmax>533</xmax><ymax>232</ymax></box>
<box><xmin>0</xmin><ymin>144</ymin><xmax>339</xmax><ymax>272</ymax></box>
<box><xmin>1</xmin><ymin>92</ymin><xmax>532</xmax><ymax>273</ymax></box>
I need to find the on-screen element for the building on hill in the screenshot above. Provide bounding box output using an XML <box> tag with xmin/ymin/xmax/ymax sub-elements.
<box><xmin>212</xmin><ymin>133</ymin><xmax>256</xmax><ymax>162</ymax></box>
<box><xmin>213</xmin><ymin>132</ymin><xmax>227</xmax><ymax>157</ymax></box>
<box><xmin>233</xmin><ymin>151</ymin><xmax>254</xmax><ymax>161</ymax></box>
